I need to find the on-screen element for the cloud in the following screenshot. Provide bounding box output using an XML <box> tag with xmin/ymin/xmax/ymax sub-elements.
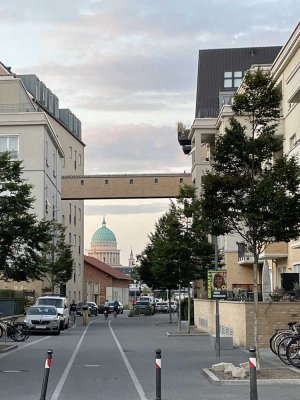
<box><xmin>83</xmin><ymin>123</ymin><xmax>190</xmax><ymax>174</ymax></box>
<box><xmin>85</xmin><ymin>201</ymin><xmax>169</xmax><ymax>216</ymax></box>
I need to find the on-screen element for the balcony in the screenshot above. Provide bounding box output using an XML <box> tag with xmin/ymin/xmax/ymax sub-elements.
<box><xmin>0</xmin><ymin>104</ymin><xmax>36</xmax><ymax>113</ymax></box>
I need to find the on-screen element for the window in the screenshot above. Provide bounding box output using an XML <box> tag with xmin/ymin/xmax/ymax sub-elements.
<box><xmin>155</xmin><ymin>178</ymin><xmax>158</xmax><ymax>184</ymax></box>
<box><xmin>224</xmin><ymin>71</ymin><xmax>243</xmax><ymax>88</ymax></box>
<box><xmin>69</xmin><ymin>203</ymin><xmax>72</xmax><ymax>224</ymax></box>
<box><xmin>69</xmin><ymin>233</ymin><xmax>72</xmax><ymax>244</ymax></box>
<box><xmin>180</xmin><ymin>178</ymin><xmax>183</xmax><ymax>183</ymax></box>
<box><xmin>74</xmin><ymin>206</ymin><xmax>77</xmax><ymax>226</ymax></box>
<box><xmin>105</xmin><ymin>179</ymin><xmax>109</xmax><ymax>184</ymax></box>
<box><xmin>81</xmin><ymin>180</ymin><xmax>84</xmax><ymax>185</ymax></box>
<box><xmin>74</xmin><ymin>234</ymin><xmax>76</xmax><ymax>246</ymax></box>
<box><xmin>130</xmin><ymin>179</ymin><xmax>133</xmax><ymax>184</ymax></box>
<box><xmin>79</xmin><ymin>236</ymin><xmax>81</xmax><ymax>254</ymax></box>
<box><xmin>78</xmin><ymin>208</ymin><xmax>82</xmax><ymax>220</ymax></box>
<box><xmin>62</xmin><ymin>214</ymin><xmax>65</xmax><ymax>224</ymax></box>
<box><xmin>224</xmin><ymin>72</ymin><xmax>233</xmax><ymax>88</ymax></box>
<box><xmin>0</xmin><ymin>136</ymin><xmax>18</xmax><ymax>160</ymax></box>
<box><xmin>69</xmin><ymin>146</ymin><xmax>72</xmax><ymax>158</ymax></box>
<box><xmin>290</xmin><ymin>133</ymin><xmax>296</xmax><ymax>150</ymax></box>
<box><xmin>78</xmin><ymin>154</ymin><xmax>81</xmax><ymax>166</ymax></box>
<box><xmin>74</xmin><ymin>150</ymin><xmax>77</xmax><ymax>170</ymax></box>
<box><xmin>78</xmin><ymin>263</ymin><xmax>81</xmax><ymax>276</ymax></box>
<box><xmin>234</xmin><ymin>71</ymin><xmax>243</xmax><ymax>87</ymax></box>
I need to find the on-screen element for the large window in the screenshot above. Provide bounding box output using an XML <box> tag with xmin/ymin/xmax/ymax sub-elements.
<box><xmin>0</xmin><ymin>136</ymin><xmax>18</xmax><ymax>160</ymax></box>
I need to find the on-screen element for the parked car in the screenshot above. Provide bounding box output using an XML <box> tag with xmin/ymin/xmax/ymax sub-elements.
<box><xmin>108</xmin><ymin>301</ymin><xmax>124</xmax><ymax>314</ymax></box>
<box><xmin>155</xmin><ymin>301</ymin><xmax>168</xmax><ymax>312</ymax></box>
<box><xmin>24</xmin><ymin>305</ymin><xmax>60</xmax><ymax>335</ymax></box>
<box><xmin>35</xmin><ymin>295</ymin><xmax>69</xmax><ymax>330</ymax></box>
<box><xmin>133</xmin><ymin>301</ymin><xmax>155</xmax><ymax>315</ymax></box>
<box><xmin>76</xmin><ymin>302</ymin><xmax>99</xmax><ymax>316</ymax></box>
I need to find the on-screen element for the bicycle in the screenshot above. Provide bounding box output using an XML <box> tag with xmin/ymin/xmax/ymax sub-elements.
<box><xmin>269</xmin><ymin>321</ymin><xmax>299</xmax><ymax>355</ymax></box>
<box><xmin>0</xmin><ymin>316</ymin><xmax>30</xmax><ymax>342</ymax></box>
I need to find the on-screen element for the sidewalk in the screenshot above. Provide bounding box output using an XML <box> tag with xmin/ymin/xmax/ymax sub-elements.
<box><xmin>148</xmin><ymin>314</ymin><xmax>300</xmax><ymax>400</ymax></box>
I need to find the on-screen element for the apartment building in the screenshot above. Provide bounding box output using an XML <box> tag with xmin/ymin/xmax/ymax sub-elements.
<box><xmin>178</xmin><ymin>42</ymin><xmax>300</xmax><ymax>294</ymax></box>
<box><xmin>0</xmin><ymin>66</ymin><xmax>85</xmax><ymax>301</ymax></box>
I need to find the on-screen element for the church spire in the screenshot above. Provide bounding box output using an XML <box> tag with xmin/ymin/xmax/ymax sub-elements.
<box><xmin>129</xmin><ymin>247</ymin><xmax>135</xmax><ymax>267</ymax></box>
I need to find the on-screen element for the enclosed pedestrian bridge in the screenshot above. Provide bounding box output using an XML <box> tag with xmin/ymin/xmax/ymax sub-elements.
<box><xmin>61</xmin><ymin>173</ymin><xmax>192</xmax><ymax>200</ymax></box>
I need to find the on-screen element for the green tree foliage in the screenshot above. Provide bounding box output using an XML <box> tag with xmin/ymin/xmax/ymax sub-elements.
<box><xmin>41</xmin><ymin>221</ymin><xmax>74</xmax><ymax>292</ymax></box>
<box><xmin>0</xmin><ymin>152</ymin><xmax>52</xmax><ymax>281</ymax></box>
<box><xmin>201</xmin><ymin>68</ymin><xmax>300</xmax><ymax>363</ymax></box>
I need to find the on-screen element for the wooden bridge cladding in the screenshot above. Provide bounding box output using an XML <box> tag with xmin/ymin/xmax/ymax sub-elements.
<box><xmin>61</xmin><ymin>173</ymin><xmax>192</xmax><ymax>200</ymax></box>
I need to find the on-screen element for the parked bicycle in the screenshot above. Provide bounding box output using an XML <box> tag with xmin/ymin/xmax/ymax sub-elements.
<box><xmin>0</xmin><ymin>315</ymin><xmax>30</xmax><ymax>342</ymax></box>
<box><xmin>269</xmin><ymin>321</ymin><xmax>300</xmax><ymax>367</ymax></box>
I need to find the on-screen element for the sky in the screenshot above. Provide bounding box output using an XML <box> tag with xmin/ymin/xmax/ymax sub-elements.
<box><xmin>1</xmin><ymin>0</ymin><xmax>299</xmax><ymax>264</ymax></box>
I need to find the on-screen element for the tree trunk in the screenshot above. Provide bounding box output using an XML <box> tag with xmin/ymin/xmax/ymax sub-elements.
<box><xmin>253</xmin><ymin>251</ymin><xmax>260</xmax><ymax>369</ymax></box>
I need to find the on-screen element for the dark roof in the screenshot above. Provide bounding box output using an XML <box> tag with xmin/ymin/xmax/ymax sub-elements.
<box><xmin>195</xmin><ymin>46</ymin><xmax>282</xmax><ymax>118</ymax></box>
<box><xmin>84</xmin><ymin>256</ymin><xmax>131</xmax><ymax>280</ymax></box>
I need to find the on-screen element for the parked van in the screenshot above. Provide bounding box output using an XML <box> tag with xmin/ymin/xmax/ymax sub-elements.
<box><xmin>35</xmin><ymin>295</ymin><xmax>70</xmax><ymax>330</ymax></box>
<box><xmin>139</xmin><ymin>296</ymin><xmax>155</xmax><ymax>305</ymax></box>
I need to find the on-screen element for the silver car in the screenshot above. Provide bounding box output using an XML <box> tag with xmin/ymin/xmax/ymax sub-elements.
<box><xmin>24</xmin><ymin>305</ymin><xmax>60</xmax><ymax>335</ymax></box>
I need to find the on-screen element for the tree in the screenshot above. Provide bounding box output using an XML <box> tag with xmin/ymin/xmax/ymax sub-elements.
<box><xmin>136</xmin><ymin>184</ymin><xmax>217</xmax><ymax>325</ymax></box>
<box><xmin>0</xmin><ymin>152</ymin><xmax>52</xmax><ymax>281</ymax></box>
<box><xmin>40</xmin><ymin>221</ymin><xmax>74</xmax><ymax>293</ymax></box>
<box><xmin>200</xmin><ymin>69</ymin><xmax>300</xmax><ymax>364</ymax></box>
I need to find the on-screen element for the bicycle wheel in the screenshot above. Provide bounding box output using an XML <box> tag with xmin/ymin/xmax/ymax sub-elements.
<box><xmin>277</xmin><ymin>335</ymin><xmax>295</xmax><ymax>365</ymax></box>
<box><xmin>0</xmin><ymin>324</ymin><xmax>5</xmax><ymax>339</ymax></box>
<box><xmin>270</xmin><ymin>330</ymin><xmax>291</xmax><ymax>355</ymax></box>
<box><xmin>10</xmin><ymin>324</ymin><xmax>29</xmax><ymax>342</ymax></box>
<box><xmin>16</xmin><ymin>323</ymin><xmax>30</xmax><ymax>340</ymax></box>
<box><xmin>287</xmin><ymin>337</ymin><xmax>300</xmax><ymax>368</ymax></box>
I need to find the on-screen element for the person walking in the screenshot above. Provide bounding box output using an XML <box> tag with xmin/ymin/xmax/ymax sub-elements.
<box><xmin>70</xmin><ymin>300</ymin><xmax>77</xmax><ymax>324</ymax></box>
<box><xmin>82</xmin><ymin>300</ymin><xmax>89</xmax><ymax>325</ymax></box>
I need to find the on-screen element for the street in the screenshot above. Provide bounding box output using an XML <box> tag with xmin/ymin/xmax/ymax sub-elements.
<box><xmin>0</xmin><ymin>312</ymin><xmax>300</xmax><ymax>400</ymax></box>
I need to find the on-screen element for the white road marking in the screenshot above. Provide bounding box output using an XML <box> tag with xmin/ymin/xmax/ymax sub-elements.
<box><xmin>50</xmin><ymin>322</ymin><xmax>92</xmax><ymax>400</ymax></box>
<box><xmin>84</xmin><ymin>364</ymin><xmax>100</xmax><ymax>367</ymax></box>
<box><xmin>109</xmin><ymin>320</ymin><xmax>148</xmax><ymax>400</ymax></box>
<box><xmin>0</xmin><ymin>336</ymin><xmax>50</xmax><ymax>359</ymax></box>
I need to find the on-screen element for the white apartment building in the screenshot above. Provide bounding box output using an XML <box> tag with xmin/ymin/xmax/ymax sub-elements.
<box><xmin>0</xmin><ymin>65</ymin><xmax>85</xmax><ymax>301</ymax></box>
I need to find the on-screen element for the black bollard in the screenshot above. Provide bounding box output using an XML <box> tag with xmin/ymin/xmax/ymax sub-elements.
<box><xmin>249</xmin><ymin>346</ymin><xmax>258</xmax><ymax>400</ymax></box>
<box><xmin>155</xmin><ymin>349</ymin><xmax>161</xmax><ymax>400</ymax></box>
<box><xmin>40</xmin><ymin>349</ymin><xmax>53</xmax><ymax>400</ymax></box>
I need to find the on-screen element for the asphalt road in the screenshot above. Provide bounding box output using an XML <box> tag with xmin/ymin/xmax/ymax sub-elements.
<box><xmin>0</xmin><ymin>312</ymin><xmax>300</xmax><ymax>400</ymax></box>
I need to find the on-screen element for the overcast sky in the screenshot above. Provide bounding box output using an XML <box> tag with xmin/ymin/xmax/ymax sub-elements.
<box><xmin>1</xmin><ymin>1</ymin><xmax>299</xmax><ymax>264</ymax></box>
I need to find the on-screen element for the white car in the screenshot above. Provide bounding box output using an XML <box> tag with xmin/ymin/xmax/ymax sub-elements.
<box><xmin>24</xmin><ymin>305</ymin><xmax>60</xmax><ymax>335</ymax></box>
<box><xmin>35</xmin><ymin>295</ymin><xmax>70</xmax><ymax>330</ymax></box>
<box><xmin>156</xmin><ymin>301</ymin><xmax>168</xmax><ymax>312</ymax></box>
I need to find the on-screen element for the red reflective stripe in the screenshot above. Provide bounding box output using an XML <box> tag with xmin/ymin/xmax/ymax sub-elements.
<box><xmin>156</xmin><ymin>359</ymin><xmax>161</xmax><ymax>369</ymax></box>
<box><xmin>45</xmin><ymin>358</ymin><xmax>52</xmax><ymax>368</ymax></box>
<box><xmin>249</xmin><ymin>357</ymin><xmax>256</xmax><ymax>368</ymax></box>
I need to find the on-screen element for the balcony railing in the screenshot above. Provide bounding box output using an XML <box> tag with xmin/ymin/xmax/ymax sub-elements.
<box><xmin>0</xmin><ymin>104</ymin><xmax>36</xmax><ymax>113</ymax></box>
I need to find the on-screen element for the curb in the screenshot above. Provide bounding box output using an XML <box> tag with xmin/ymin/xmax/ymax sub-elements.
<box><xmin>0</xmin><ymin>344</ymin><xmax>18</xmax><ymax>353</ymax></box>
<box><xmin>166</xmin><ymin>332</ymin><xmax>208</xmax><ymax>336</ymax></box>
<box><xmin>202</xmin><ymin>368</ymin><xmax>300</xmax><ymax>385</ymax></box>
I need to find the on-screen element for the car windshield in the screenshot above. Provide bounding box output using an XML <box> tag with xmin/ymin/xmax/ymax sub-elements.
<box><xmin>27</xmin><ymin>307</ymin><xmax>57</xmax><ymax>315</ymax></box>
<box><xmin>37</xmin><ymin>298</ymin><xmax>64</xmax><ymax>308</ymax></box>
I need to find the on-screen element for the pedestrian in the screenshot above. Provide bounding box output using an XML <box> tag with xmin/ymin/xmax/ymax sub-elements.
<box><xmin>113</xmin><ymin>299</ymin><xmax>119</xmax><ymax>317</ymax></box>
<box><xmin>70</xmin><ymin>299</ymin><xmax>77</xmax><ymax>324</ymax></box>
<box><xmin>104</xmin><ymin>299</ymin><xmax>110</xmax><ymax>313</ymax></box>
<box><xmin>82</xmin><ymin>300</ymin><xmax>89</xmax><ymax>325</ymax></box>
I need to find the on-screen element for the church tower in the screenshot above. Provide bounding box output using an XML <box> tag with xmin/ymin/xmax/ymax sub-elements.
<box><xmin>128</xmin><ymin>247</ymin><xmax>135</xmax><ymax>267</ymax></box>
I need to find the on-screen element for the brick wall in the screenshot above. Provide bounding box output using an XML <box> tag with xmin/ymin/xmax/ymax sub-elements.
<box><xmin>194</xmin><ymin>299</ymin><xmax>300</xmax><ymax>348</ymax></box>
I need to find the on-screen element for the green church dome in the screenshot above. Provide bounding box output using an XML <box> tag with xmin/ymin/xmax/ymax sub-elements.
<box><xmin>92</xmin><ymin>218</ymin><xmax>116</xmax><ymax>242</ymax></box>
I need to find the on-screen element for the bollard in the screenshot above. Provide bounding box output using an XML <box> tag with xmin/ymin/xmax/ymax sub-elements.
<box><xmin>155</xmin><ymin>349</ymin><xmax>161</xmax><ymax>400</ymax></box>
<box><xmin>249</xmin><ymin>346</ymin><xmax>258</xmax><ymax>400</ymax></box>
<box><xmin>40</xmin><ymin>349</ymin><xmax>53</xmax><ymax>400</ymax></box>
